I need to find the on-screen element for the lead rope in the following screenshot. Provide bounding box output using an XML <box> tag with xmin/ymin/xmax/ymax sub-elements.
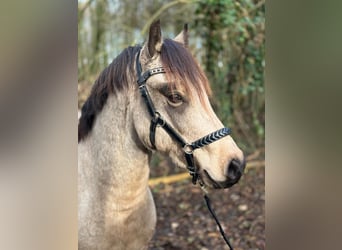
<box><xmin>192</xmin><ymin>129</ymin><xmax>235</xmax><ymax>249</ymax></box>
<box><xmin>203</xmin><ymin>193</ymin><xmax>234</xmax><ymax>250</ymax></box>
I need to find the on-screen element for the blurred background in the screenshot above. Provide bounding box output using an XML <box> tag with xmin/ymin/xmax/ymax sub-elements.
<box><xmin>78</xmin><ymin>0</ymin><xmax>265</xmax><ymax>249</ymax></box>
<box><xmin>1</xmin><ymin>0</ymin><xmax>341</xmax><ymax>250</ymax></box>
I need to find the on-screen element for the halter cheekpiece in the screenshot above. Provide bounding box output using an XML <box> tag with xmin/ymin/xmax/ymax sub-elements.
<box><xmin>135</xmin><ymin>51</ymin><xmax>231</xmax><ymax>185</ymax></box>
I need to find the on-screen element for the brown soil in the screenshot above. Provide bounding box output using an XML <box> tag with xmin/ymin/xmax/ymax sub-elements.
<box><xmin>148</xmin><ymin>155</ymin><xmax>265</xmax><ymax>250</ymax></box>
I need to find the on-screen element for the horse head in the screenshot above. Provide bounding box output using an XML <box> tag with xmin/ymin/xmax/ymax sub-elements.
<box><xmin>133</xmin><ymin>20</ymin><xmax>245</xmax><ymax>189</ymax></box>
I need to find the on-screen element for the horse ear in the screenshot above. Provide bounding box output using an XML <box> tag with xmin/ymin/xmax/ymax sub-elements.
<box><xmin>144</xmin><ymin>19</ymin><xmax>163</xmax><ymax>58</ymax></box>
<box><xmin>174</xmin><ymin>23</ymin><xmax>189</xmax><ymax>47</ymax></box>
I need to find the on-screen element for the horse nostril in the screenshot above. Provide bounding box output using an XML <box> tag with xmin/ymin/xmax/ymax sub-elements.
<box><xmin>227</xmin><ymin>159</ymin><xmax>245</xmax><ymax>181</ymax></box>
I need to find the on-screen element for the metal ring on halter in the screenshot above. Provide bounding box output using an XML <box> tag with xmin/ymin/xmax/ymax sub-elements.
<box><xmin>153</xmin><ymin>112</ymin><xmax>165</xmax><ymax>127</ymax></box>
<box><xmin>183</xmin><ymin>144</ymin><xmax>194</xmax><ymax>154</ymax></box>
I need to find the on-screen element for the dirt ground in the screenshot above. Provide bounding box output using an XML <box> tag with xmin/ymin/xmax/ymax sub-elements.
<box><xmin>148</xmin><ymin>155</ymin><xmax>265</xmax><ymax>250</ymax></box>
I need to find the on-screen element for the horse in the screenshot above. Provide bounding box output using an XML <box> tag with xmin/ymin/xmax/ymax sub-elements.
<box><xmin>78</xmin><ymin>20</ymin><xmax>245</xmax><ymax>250</ymax></box>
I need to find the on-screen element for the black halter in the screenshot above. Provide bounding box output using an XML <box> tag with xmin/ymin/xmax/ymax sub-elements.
<box><xmin>136</xmin><ymin>51</ymin><xmax>235</xmax><ymax>249</ymax></box>
<box><xmin>135</xmin><ymin>51</ymin><xmax>231</xmax><ymax>185</ymax></box>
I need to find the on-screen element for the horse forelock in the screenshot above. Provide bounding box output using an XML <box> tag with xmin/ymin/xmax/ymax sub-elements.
<box><xmin>160</xmin><ymin>38</ymin><xmax>212</xmax><ymax>103</ymax></box>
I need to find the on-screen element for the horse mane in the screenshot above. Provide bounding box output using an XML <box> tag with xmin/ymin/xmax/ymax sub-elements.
<box><xmin>78</xmin><ymin>39</ymin><xmax>211</xmax><ymax>143</ymax></box>
<box><xmin>78</xmin><ymin>45</ymin><xmax>141</xmax><ymax>143</ymax></box>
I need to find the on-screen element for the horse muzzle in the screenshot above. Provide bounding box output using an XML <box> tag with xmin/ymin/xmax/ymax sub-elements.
<box><xmin>202</xmin><ymin>158</ymin><xmax>246</xmax><ymax>189</ymax></box>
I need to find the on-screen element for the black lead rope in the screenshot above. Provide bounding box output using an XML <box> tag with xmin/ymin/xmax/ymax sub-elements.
<box><xmin>204</xmin><ymin>194</ymin><xmax>234</xmax><ymax>250</ymax></box>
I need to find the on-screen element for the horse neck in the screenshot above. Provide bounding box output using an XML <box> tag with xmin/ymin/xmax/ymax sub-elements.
<box><xmin>79</xmin><ymin>92</ymin><xmax>151</xmax><ymax>210</ymax></box>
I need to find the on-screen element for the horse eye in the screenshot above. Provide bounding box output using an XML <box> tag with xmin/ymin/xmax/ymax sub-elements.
<box><xmin>167</xmin><ymin>92</ymin><xmax>183</xmax><ymax>106</ymax></box>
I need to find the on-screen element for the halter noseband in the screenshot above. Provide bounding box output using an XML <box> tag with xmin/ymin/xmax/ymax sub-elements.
<box><xmin>135</xmin><ymin>51</ymin><xmax>231</xmax><ymax>185</ymax></box>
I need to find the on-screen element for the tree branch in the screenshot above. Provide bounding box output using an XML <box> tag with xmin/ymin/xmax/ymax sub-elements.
<box><xmin>141</xmin><ymin>0</ymin><xmax>196</xmax><ymax>36</ymax></box>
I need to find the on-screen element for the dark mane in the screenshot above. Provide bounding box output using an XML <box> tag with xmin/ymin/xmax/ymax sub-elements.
<box><xmin>78</xmin><ymin>45</ymin><xmax>141</xmax><ymax>142</ymax></box>
<box><xmin>78</xmin><ymin>39</ymin><xmax>212</xmax><ymax>143</ymax></box>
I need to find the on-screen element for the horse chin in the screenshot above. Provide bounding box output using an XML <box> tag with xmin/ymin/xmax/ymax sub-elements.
<box><xmin>200</xmin><ymin>170</ymin><xmax>238</xmax><ymax>189</ymax></box>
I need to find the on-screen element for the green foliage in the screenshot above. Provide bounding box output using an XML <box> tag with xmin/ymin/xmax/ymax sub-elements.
<box><xmin>194</xmin><ymin>0</ymin><xmax>265</xmax><ymax>152</ymax></box>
